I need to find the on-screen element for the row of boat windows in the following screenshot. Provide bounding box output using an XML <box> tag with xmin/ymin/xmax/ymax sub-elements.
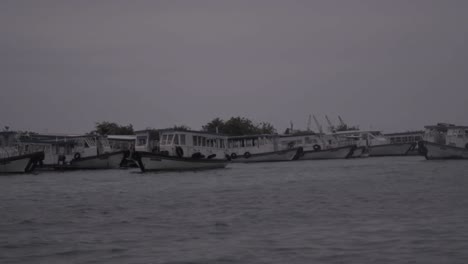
<box><xmin>161</xmin><ymin>134</ymin><xmax>186</xmax><ymax>146</ymax></box>
<box><xmin>192</xmin><ymin>136</ymin><xmax>226</xmax><ymax>148</ymax></box>
<box><xmin>280</xmin><ymin>137</ymin><xmax>320</xmax><ymax>146</ymax></box>
<box><xmin>227</xmin><ymin>138</ymin><xmax>272</xmax><ymax>148</ymax></box>
<box><xmin>389</xmin><ymin>136</ymin><xmax>422</xmax><ymax>144</ymax></box>
<box><xmin>447</xmin><ymin>130</ymin><xmax>468</xmax><ymax>136</ymax></box>
<box><xmin>160</xmin><ymin>134</ymin><xmax>274</xmax><ymax>149</ymax></box>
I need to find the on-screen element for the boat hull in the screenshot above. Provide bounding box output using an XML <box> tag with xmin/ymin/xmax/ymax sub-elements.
<box><xmin>134</xmin><ymin>151</ymin><xmax>228</xmax><ymax>172</ymax></box>
<box><xmin>298</xmin><ymin>146</ymin><xmax>355</xmax><ymax>160</ymax></box>
<box><xmin>421</xmin><ymin>141</ymin><xmax>468</xmax><ymax>160</ymax></box>
<box><xmin>0</xmin><ymin>152</ymin><xmax>44</xmax><ymax>174</ymax></box>
<box><xmin>231</xmin><ymin>148</ymin><xmax>300</xmax><ymax>163</ymax></box>
<box><xmin>67</xmin><ymin>151</ymin><xmax>127</xmax><ymax>169</ymax></box>
<box><xmin>368</xmin><ymin>143</ymin><xmax>414</xmax><ymax>157</ymax></box>
<box><xmin>349</xmin><ymin>146</ymin><xmax>367</xmax><ymax>158</ymax></box>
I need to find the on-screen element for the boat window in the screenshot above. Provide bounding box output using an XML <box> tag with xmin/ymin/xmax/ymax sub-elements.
<box><xmin>174</xmin><ymin>134</ymin><xmax>179</xmax><ymax>145</ymax></box>
<box><xmin>161</xmin><ymin>135</ymin><xmax>168</xmax><ymax>145</ymax></box>
<box><xmin>246</xmin><ymin>139</ymin><xmax>252</xmax><ymax>147</ymax></box>
<box><xmin>137</xmin><ymin>136</ymin><xmax>147</xmax><ymax>146</ymax></box>
<box><xmin>241</xmin><ymin>140</ymin><xmax>245</xmax><ymax>147</ymax></box>
<box><xmin>180</xmin><ymin>134</ymin><xmax>186</xmax><ymax>145</ymax></box>
<box><xmin>202</xmin><ymin>137</ymin><xmax>206</xmax><ymax>147</ymax></box>
<box><xmin>193</xmin><ymin>136</ymin><xmax>198</xmax><ymax>146</ymax></box>
<box><xmin>167</xmin><ymin>134</ymin><xmax>174</xmax><ymax>145</ymax></box>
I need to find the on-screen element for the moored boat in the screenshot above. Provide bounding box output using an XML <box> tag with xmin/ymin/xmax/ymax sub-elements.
<box><xmin>0</xmin><ymin>131</ymin><xmax>44</xmax><ymax>174</ymax></box>
<box><xmin>332</xmin><ymin>130</ymin><xmax>414</xmax><ymax>157</ymax></box>
<box><xmin>368</xmin><ymin>143</ymin><xmax>414</xmax><ymax>157</ymax></box>
<box><xmin>67</xmin><ymin>150</ymin><xmax>128</xmax><ymax>170</ymax></box>
<box><xmin>20</xmin><ymin>134</ymin><xmax>128</xmax><ymax>170</ymax></box>
<box><xmin>278</xmin><ymin>133</ymin><xmax>355</xmax><ymax>160</ymax></box>
<box><xmin>226</xmin><ymin>134</ymin><xmax>302</xmax><ymax>163</ymax></box>
<box><xmin>299</xmin><ymin>145</ymin><xmax>355</xmax><ymax>160</ymax></box>
<box><xmin>420</xmin><ymin>141</ymin><xmax>468</xmax><ymax>160</ymax></box>
<box><xmin>419</xmin><ymin>124</ymin><xmax>468</xmax><ymax>160</ymax></box>
<box><xmin>133</xmin><ymin>129</ymin><xmax>229</xmax><ymax>171</ymax></box>
<box><xmin>133</xmin><ymin>151</ymin><xmax>228</xmax><ymax>172</ymax></box>
<box><xmin>0</xmin><ymin>151</ymin><xmax>44</xmax><ymax>174</ymax></box>
<box><xmin>230</xmin><ymin>148</ymin><xmax>301</xmax><ymax>163</ymax></box>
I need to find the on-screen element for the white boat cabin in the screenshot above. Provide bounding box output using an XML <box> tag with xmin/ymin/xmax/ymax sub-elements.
<box><xmin>278</xmin><ymin>133</ymin><xmax>326</xmax><ymax>151</ymax></box>
<box><xmin>227</xmin><ymin>135</ymin><xmax>278</xmax><ymax>156</ymax></box>
<box><xmin>385</xmin><ymin>131</ymin><xmax>423</xmax><ymax>144</ymax></box>
<box><xmin>0</xmin><ymin>131</ymin><xmax>20</xmax><ymax>158</ymax></box>
<box><xmin>424</xmin><ymin>124</ymin><xmax>468</xmax><ymax>148</ymax></box>
<box><xmin>20</xmin><ymin>135</ymin><xmax>112</xmax><ymax>164</ymax></box>
<box><xmin>423</xmin><ymin>123</ymin><xmax>455</xmax><ymax>145</ymax></box>
<box><xmin>107</xmin><ymin>135</ymin><xmax>136</xmax><ymax>151</ymax></box>
<box><xmin>134</xmin><ymin>130</ymin><xmax>160</xmax><ymax>152</ymax></box>
<box><xmin>332</xmin><ymin>130</ymin><xmax>389</xmax><ymax>147</ymax></box>
<box><xmin>136</xmin><ymin>129</ymin><xmax>229</xmax><ymax>159</ymax></box>
<box><xmin>445</xmin><ymin>126</ymin><xmax>468</xmax><ymax>148</ymax></box>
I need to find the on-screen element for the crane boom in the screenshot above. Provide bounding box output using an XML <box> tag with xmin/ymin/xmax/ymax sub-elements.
<box><xmin>325</xmin><ymin>115</ymin><xmax>335</xmax><ymax>132</ymax></box>
<box><xmin>312</xmin><ymin>115</ymin><xmax>323</xmax><ymax>134</ymax></box>
<box><xmin>338</xmin><ymin>115</ymin><xmax>346</xmax><ymax>126</ymax></box>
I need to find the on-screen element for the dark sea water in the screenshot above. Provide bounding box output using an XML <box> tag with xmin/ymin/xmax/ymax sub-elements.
<box><xmin>1</xmin><ymin>157</ymin><xmax>468</xmax><ymax>264</ymax></box>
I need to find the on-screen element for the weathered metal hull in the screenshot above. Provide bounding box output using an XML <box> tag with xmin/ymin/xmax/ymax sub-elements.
<box><xmin>421</xmin><ymin>141</ymin><xmax>468</xmax><ymax>160</ymax></box>
<box><xmin>299</xmin><ymin>146</ymin><xmax>355</xmax><ymax>160</ymax></box>
<box><xmin>134</xmin><ymin>151</ymin><xmax>228</xmax><ymax>172</ymax></box>
<box><xmin>231</xmin><ymin>148</ymin><xmax>300</xmax><ymax>163</ymax></box>
<box><xmin>0</xmin><ymin>152</ymin><xmax>44</xmax><ymax>174</ymax></box>
<box><xmin>368</xmin><ymin>143</ymin><xmax>414</xmax><ymax>157</ymax></box>
<box><xmin>349</xmin><ymin>146</ymin><xmax>367</xmax><ymax>158</ymax></box>
<box><xmin>67</xmin><ymin>151</ymin><xmax>127</xmax><ymax>169</ymax></box>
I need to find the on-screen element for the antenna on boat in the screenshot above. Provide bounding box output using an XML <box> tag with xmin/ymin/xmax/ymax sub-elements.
<box><xmin>290</xmin><ymin>121</ymin><xmax>294</xmax><ymax>133</ymax></box>
<box><xmin>307</xmin><ymin>115</ymin><xmax>312</xmax><ymax>131</ymax></box>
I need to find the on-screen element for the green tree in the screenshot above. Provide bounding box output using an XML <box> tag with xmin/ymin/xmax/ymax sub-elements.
<box><xmin>258</xmin><ymin>122</ymin><xmax>276</xmax><ymax>134</ymax></box>
<box><xmin>173</xmin><ymin>125</ymin><xmax>190</xmax><ymax>131</ymax></box>
<box><xmin>202</xmin><ymin>117</ymin><xmax>225</xmax><ymax>133</ymax></box>
<box><xmin>202</xmin><ymin>117</ymin><xmax>276</xmax><ymax>136</ymax></box>
<box><xmin>93</xmin><ymin>121</ymin><xmax>134</xmax><ymax>135</ymax></box>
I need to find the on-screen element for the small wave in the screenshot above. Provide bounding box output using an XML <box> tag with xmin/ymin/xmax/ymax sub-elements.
<box><xmin>55</xmin><ymin>249</ymin><xmax>100</xmax><ymax>256</ymax></box>
<box><xmin>18</xmin><ymin>219</ymin><xmax>35</xmax><ymax>225</ymax></box>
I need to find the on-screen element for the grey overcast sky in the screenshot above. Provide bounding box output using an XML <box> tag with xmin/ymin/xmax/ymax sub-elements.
<box><xmin>1</xmin><ymin>0</ymin><xmax>467</xmax><ymax>134</ymax></box>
